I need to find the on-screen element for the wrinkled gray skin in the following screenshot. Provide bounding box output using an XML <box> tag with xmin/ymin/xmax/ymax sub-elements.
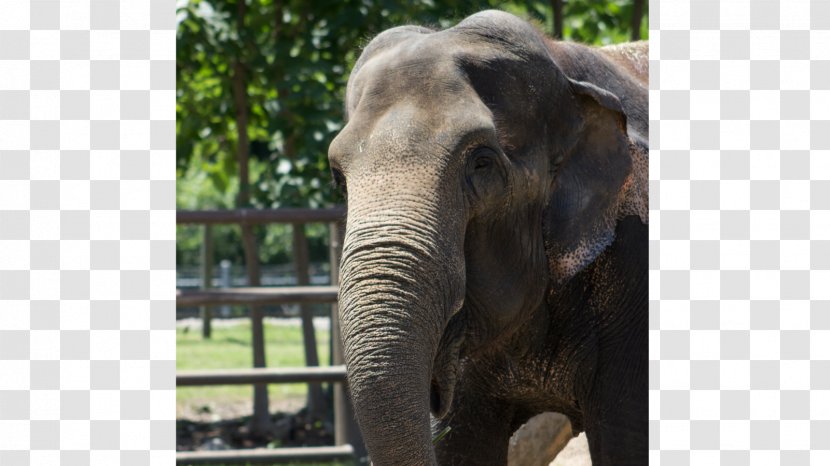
<box><xmin>328</xmin><ymin>10</ymin><xmax>648</xmax><ymax>466</ymax></box>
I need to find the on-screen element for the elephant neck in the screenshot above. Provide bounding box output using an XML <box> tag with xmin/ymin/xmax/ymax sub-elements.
<box><xmin>540</xmin><ymin>216</ymin><xmax>648</xmax><ymax>422</ymax></box>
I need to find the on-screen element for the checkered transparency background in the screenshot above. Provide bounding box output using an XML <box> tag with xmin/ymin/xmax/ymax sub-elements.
<box><xmin>1</xmin><ymin>0</ymin><xmax>829</xmax><ymax>465</ymax></box>
<box><xmin>0</xmin><ymin>0</ymin><xmax>176</xmax><ymax>464</ymax></box>
<box><xmin>651</xmin><ymin>0</ymin><xmax>830</xmax><ymax>464</ymax></box>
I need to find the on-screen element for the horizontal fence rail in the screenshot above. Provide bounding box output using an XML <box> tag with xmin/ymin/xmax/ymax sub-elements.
<box><xmin>177</xmin><ymin>207</ymin><xmax>346</xmax><ymax>225</ymax></box>
<box><xmin>176</xmin><ymin>445</ymin><xmax>355</xmax><ymax>465</ymax></box>
<box><xmin>177</xmin><ymin>366</ymin><xmax>347</xmax><ymax>386</ymax></box>
<box><xmin>175</xmin><ymin>207</ymin><xmax>365</xmax><ymax>462</ymax></box>
<box><xmin>176</xmin><ymin>286</ymin><xmax>338</xmax><ymax>307</ymax></box>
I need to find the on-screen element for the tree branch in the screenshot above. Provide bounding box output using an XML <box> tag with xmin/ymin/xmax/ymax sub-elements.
<box><xmin>551</xmin><ymin>0</ymin><xmax>564</xmax><ymax>39</ymax></box>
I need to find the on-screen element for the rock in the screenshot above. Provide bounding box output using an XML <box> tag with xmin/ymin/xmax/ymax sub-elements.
<box><xmin>508</xmin><ymin>413</ymin><xmax>574</xmax><ymax>466</ymax></box>
<box><xmin>201</xmin><ymin>437</ymin><xmax>229</xmax><ymax>451</ymax></box>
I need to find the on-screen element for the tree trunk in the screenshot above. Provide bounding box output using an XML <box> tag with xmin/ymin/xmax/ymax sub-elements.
<box><xmin>632</xmin><ymin>0</ymin><xmax>644</xmax><ymax>41</ymax></box>
<box><xmin>551</xmin><ymin>0</ymin><xmax>564</xmax><ymax>39</ymax></box>
<box><xmin>233</xmin><ymin>0</ymin><xmax>270</xmax><ymax>438</ymax></box>
<box><xmin>292</xmin><ymin>223</ymin><xmax>326</xmax><ymax>420</ymax></box>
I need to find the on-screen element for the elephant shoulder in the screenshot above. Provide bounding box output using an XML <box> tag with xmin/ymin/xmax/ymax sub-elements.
<box><xmin>598</xmin><ymin>41</ymin><xmax>648</xmax><ymax>85</ymax></box>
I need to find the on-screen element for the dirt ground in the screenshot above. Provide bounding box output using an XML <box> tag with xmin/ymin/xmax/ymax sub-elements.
<box><xmin>177</xmin><ymin>406</ymin><xmax>334</xmax><ymax>452</ymax></box>
<box><xmin>177</xmin><ymin>390</ymin><xmax>330</xmax><ymax>452</ymax></box>
<box><xmin>177</xmin><ymin>397</ymin><xmax>307</xmax><ymax>421</ymax></box>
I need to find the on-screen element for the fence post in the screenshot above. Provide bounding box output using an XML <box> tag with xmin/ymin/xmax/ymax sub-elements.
<box><xmin>200</xmin><ymin>225</ymin><xmax>214</xmax><ymax>339</ymax></box>
<box><xmin>292</xmin><ymin>222</ymin><xmax>325</xmax><ymax>420</ymax></box>
<box><xmin>329</xmin><ymin>221</ymin><xmax>366</xmax><ymax>461</ymax></box>
<box><xmin>241</xmin><ymin>223</ymin><xmax>270</xmax><ymax>437</ymax></box>
<box><xmin>219</xmin><ymin>260</ymin><xmax>231</xmax><ymax>317</ymax></box>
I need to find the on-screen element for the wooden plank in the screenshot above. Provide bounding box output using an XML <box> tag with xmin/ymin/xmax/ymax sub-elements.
<box><xmin>176</xmin><ymin>445</ymin><xmax>354</xmax><ymax>464</ymax></box>
<box><xmin>292</xmin><ymin>223</ymin><xmax>325</xmax><ymax>419</ymax></box>
<box><xmin>239</xmin><ymin>220</ymin><xmax>269</xmax><ymax>436</ymax></box>
<box><xmin>176</xmin><ymin>366</ymin><xmax>347</xmax><ymax>386</ymax></box>
<box><xmin>176</xmin><ymin>208</ymin><xmax>346</xmax><ymax>225</ymax></box>
<box><xmin>176</xmin><ymin>286</ymin><xmax>338</xmax><ymax>307</ymax></box>
<box><xmin>200</xmin><ymin>225</ymin><xmax>213</xmax><ymax>339</ymax></box>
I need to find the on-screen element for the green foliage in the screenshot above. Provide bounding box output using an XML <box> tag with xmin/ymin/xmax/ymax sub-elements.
<box><xmin>176</xmin><ymin>0</ymin><xmax>647</xmax><ymax>267</ymax></box>
<box><xmin>497</xmin><ymin>0</ymin><xmax>648</xmax><ymax>44</ymax></box>
<box><xmin>559</xmin><ymin>0</ymin><xmax>648</xmax><ymax>44</ymax></box>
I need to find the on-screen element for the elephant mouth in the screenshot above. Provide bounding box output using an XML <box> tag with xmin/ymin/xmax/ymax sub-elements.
<box><xmin>430</xmin><ymin>312</ymin><xmax>466</xmax><ymax>418</ymax></box>
<box><xmin>429</xmin><ymin>379</ymin><xmax>447</xmax><ymax>417</ymax></box>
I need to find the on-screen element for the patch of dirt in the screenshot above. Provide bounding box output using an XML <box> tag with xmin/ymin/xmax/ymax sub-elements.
<box><xmin>177</xmin><ymin>407</ymin><xmax>334</xmax><ymax>452</ymax></box>
<box><xmin>177</xmin><ymin>397</ymin><xmax>307</xmax><ymax>421</ymax></box>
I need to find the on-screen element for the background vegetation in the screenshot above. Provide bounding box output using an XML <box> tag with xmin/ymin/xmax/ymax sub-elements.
<box><xmin>176</xmin><ymin>0</ymin><xmax>648</xmax><ymax>269</ymax></box>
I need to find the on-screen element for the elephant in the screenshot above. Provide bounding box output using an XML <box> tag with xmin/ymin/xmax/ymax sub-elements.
<box><xmin>327</xmin><ymin>10</ymin><xmax>648</xmax><ymax>466</ymax></box>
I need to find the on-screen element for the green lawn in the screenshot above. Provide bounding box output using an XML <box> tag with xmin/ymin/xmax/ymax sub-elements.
<box><xmin>177</xmin><ymin>320</ymin><xmax>331</xmax><ymax>414</ymax></box>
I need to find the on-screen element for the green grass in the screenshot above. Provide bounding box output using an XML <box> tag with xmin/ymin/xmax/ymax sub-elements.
<box><xmin>177</xmin><ymin>320</ymin><xmax>331</xmax><ymax>411</ymax></box>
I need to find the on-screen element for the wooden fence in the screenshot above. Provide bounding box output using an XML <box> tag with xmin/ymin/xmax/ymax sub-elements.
<box><xmin>176</xmin><ymin>208</ymin><xmax>365</xmax><ymax>464</ymax></box>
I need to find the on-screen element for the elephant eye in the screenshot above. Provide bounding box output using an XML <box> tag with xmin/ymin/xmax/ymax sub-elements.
<box><xmin>474</xmin><ymin>155</ymin><xmax>493</xmax><ymax>170</ymax></box>
<box><xmin>331</xmin><ymin>167</ymin><xmax>347</xmax><ymax>194</ymax></box>
<box><xmin>470</xmin><ymin>147</ymin><xmax>497</xmax><ymax>170</ymax></box>
<box><xmin>464</xmin><ymin>146</ymin><xmax>507</xmax><ymax>202</ymax></box>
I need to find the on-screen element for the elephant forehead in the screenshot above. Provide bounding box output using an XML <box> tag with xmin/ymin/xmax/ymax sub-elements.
<box><xmin>338</xmin><ymin>46</ymin><xmax>496</xmax><ymax>164</ymax></box>
<box><xmin>348</xmin><ymin>43</ymin><xmax>473</xmax><ymax>114</ymax></box>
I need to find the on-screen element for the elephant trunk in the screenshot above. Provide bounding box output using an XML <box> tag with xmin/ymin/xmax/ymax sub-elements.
<box><xmin>338</xmin><ymin>199</ymin><xmax>464</xmax><ymax>466</ymax></box>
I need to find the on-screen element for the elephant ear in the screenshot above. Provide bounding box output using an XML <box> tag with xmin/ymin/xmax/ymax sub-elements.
<box><xmin>543</xmin><ymin>79</ymin><xmax>647</xmax><ymax>284</ymax></box>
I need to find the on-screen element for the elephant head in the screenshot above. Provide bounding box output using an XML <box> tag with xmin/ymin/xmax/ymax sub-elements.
<box><xmin>328</xmin><ymin>10</ymin><xmax>646</xmax><ymax>465</ymax></box>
